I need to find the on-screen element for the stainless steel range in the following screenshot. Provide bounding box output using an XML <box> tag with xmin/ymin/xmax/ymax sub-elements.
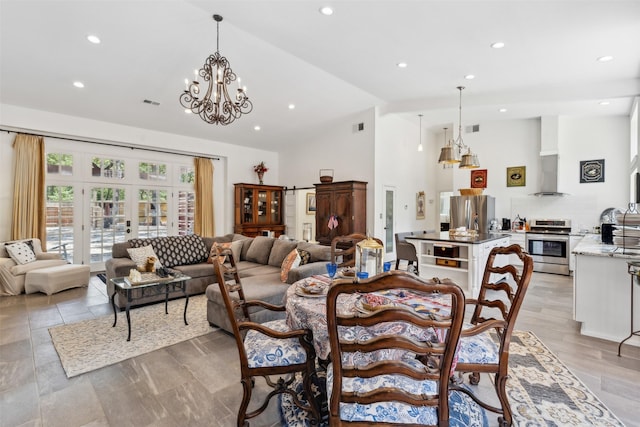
<box><xmin>526</xmin><ymin>219</ymin><xmax>571</xmax><ymax>275</ymax></box>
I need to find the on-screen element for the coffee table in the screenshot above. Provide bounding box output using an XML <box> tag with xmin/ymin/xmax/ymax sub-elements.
<box><xmin>110</xmin><ymin>273</ymin><xmax>191</xmax><ymax>341</ymax></box>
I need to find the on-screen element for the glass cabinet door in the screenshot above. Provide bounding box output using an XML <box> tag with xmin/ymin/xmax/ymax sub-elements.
<box><xmin>257</xmin><ymin>190</ymin><xmax>267</xmax><ymax>224</ymax></box>
<box><xmin>270</xmin><ymin>190</ymin><xmax>281</xmax><ymax>224</ymax></box>
<box><xmin>243</xmin><ymin>188</ymin><xmax>254</xmax><ymax>223</ymax></box>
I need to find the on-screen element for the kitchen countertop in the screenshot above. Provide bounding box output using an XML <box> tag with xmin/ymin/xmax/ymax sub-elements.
<box><xmin>405</xmin><ymin>231</ymin><xmax>510</xmax><ymax>245</ymax></box>
<box><xmin>572</xmin><ymin>233</ymin><xmax>640</xmax><ymax>259</ymax></box>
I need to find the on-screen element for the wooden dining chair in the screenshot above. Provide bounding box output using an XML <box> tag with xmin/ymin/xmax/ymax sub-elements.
<box><xmin>213</xmin><ymin>247</ymin><xmax>321</xmax><ymax>427</ymax></box>
<box><xmin>452</xmin><ymin>244</ymin><xmax>534</xmax><ymax>427</ymax></box>
<box><xmin>325</xmin><ymin>270</ymin><xmax>466</xmax><ymax>426</ymax></box>
<box><xmin>330</xmin><ymin>233</ymin><xmax>383</xmax><ymax>268</ymax></box>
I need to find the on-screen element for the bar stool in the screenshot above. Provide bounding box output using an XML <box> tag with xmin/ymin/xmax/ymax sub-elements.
<box><xmin>618</xmin><ymin>261</ymin><xmax>640</xmax><ymax>356</ymax></box>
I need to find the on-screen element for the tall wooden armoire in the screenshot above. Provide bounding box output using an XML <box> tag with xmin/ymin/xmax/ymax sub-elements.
<box><xmin>314</xmin><ymin>180</ymin><xmax>367</xmax><ymax>246</ymax></box>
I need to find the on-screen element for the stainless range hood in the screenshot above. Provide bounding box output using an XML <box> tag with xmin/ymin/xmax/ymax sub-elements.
<box><xmin>533</xmin><ymin>154</ymin><xmax>567</xmax><ymax>196</ymax></box>
<box><xmin>532</xmin><ymin>117</ymin><xmax>568</xmax><ymax>197</ymax></box>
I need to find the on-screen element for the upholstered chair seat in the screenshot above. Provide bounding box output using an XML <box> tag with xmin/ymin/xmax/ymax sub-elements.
<box><xmin>244</xmin><ymin>318</ymin><xmax>309</xmax><ymax>368</ymax></box>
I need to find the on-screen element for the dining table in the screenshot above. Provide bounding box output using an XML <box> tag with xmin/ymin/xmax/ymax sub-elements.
<box><xmin>283</xmin><ymin>274</ymin><xmax>454</xmax><ymax>361</ymax></box>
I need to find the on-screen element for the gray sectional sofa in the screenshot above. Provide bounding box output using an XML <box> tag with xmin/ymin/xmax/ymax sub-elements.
<box><xmin>105</xmin><ymin>234</ymin><xmax>331</xmax><ymax>331</ymax></box>
<box><xmin>205</xmin><ymin>236</ymin><xmax>331</xmax><ymax>333</ymax></box>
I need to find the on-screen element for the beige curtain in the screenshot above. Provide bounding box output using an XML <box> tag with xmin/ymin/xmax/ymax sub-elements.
<box><xmin>194</xmin><ymin>157</ymin><xmax>215</xmax><ymax>236</ymax></box>
<box><xmin>11</xmin><ymin>134</ymin><xmax>46</xmax><ymax>241</ymax></box>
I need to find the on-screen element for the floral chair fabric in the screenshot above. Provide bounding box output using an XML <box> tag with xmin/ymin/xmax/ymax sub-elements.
<box><xmin>456</xmin><ymin>325</ymin><xmax>500</xmax><ymax>365</ymax></box>
<box><xmin>245</xmin><ymin>318</ymin><xmax>308</xmax><ymax>368</ymax></box>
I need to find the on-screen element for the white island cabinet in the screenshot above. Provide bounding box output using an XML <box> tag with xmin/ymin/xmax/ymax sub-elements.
<box><xmin>573</xmin><ymin>234</ymin><xmax>640</xmax><ymax>347</ymax></box>
<box><xmin>406</xmin><ymin>232</ymin><xmax>510</xmax><ymax>297</ymax></box>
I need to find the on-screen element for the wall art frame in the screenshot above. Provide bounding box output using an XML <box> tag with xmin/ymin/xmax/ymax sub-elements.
<box><xmin>306</xmin><ymin>193</ymin><xmax>316</xmax><ymax>214</ymax></box>
<box><xmin>580</xmin><ymin>159</ymin><xmax>605</xmax><ymax>183</ymax></box>
<box><xmin>416</xmin><ymin>191</ymin><xmax>425</xmax><ymax>220</ymax></box>
<box><xmin>506</xmin><ymin>166</ymin><xmax>526</xmax><ymax>187</ymax></box>
<box><xmin>470</xmin><ymin>169</ymin><xmax>487</xmax><ymax>188</ymax></box>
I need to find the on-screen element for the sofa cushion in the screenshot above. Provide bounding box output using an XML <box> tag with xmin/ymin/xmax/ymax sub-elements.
<box><xmin>130</xmin><ymin>235</ymin><xmax>208</xmax><ymax>267</ymax></box>
<box><xmin>233</xmin><ymin>236</ymin><xmax>254</xmax><ymax>261</ymax></box>
<box><xmin>127</xmin><ymin>245</ymin><xmax>162</xmax><ymax>269</ymax></box>
<box><xmin>280</xmin><ymin>249</ymin><xmax>301</xmax><ymax>282</ymax></box>
<box><xmin>5</xmin><ymin>242</ymin><xmax>37</xmax><ymax>265</ymax></box>
<box><xmin>296</xmin><ymin>242</ymin><xmax>331</xmax><ymax>262</ymax></box>
<box><xmin>246</xmin><ymin>236</ymin><xmax>275</xmax><ymax>265</ymax></box>
<box><xmin>239</xmin><ymin>264</ymin><xmax>281</xmax><ymax>277</ymax></box>
<box><xmin>206</xmin><ymin>272</ymin><xmax>287</xmax><ymax>308</ymax></box>
<box><xmin>172</xmin><ymin>262</ymin><xmax>215</xmax><ymax>279</ymax></box>
<box><xmin>268</xmin><ymin>239</ymin><xmax>298</xmax><ymax>267</ymax></box>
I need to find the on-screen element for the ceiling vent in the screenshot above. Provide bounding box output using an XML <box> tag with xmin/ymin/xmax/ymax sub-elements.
<box><xmin>143</xmin><ymin>99</ymin><xmax>160</xmax><ymax>106</ymax></box>
<box><xmin>465</xmin><ymin>124</ymin><xmax>480</xmax><ymax>133</ymax></box>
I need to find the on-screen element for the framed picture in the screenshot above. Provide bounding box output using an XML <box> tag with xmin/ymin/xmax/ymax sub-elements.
<box><xmin>470</xmin><ymin>169</ymin><xmax>487</xmax><ymax>188</ymax></box>
<box><xmin>416</xmin><ymin>191</ymin><xmax>425</xmax><ymax>220</ymax></box>
<box><xmin>580</xmin><ymin>159</ymin><xmax>605</xmax><ymax>183</ymax></box>
<box><xmin>506</xmin><ymin>166</ymin><xmax>526</xmax><ymax>187</ymax></box>
<box><xmin>306</xmin><ymin>193</ymin><xmax>316</xmax><ymax>214</ymax></box>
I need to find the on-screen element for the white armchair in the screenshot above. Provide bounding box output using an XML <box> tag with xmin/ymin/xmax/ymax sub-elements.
<box><xmin>0</xmin><ymin>238</ymin><xmax>67</xmax><ymax>295</ymax></box>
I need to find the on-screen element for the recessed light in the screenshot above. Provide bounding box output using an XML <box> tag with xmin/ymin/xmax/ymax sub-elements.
<box><xmin>184</xmin><ymin>109</ymin><xmax>192</xmax><ymax>114</ymax></box>
<box><xmin>499</xmin><ymin>108</ymin><xmax>507</xmax><ymax>113</ymax></box>
<box><xmin>599</xmin><ymin>101</ymin><xmax>610</xmax><ymax>106</ymax></box>
<box><xmin>288</xmin><ymin>104</ymin><xmax>295</xmax><ymax>110</ymax></box>
<box><xmin>597</xmin><ymin>55</ymin><xmax>613</xmax><ymax>62</ymax></box>
<box><xmin>73</xmin><ymin>81</ymin><xmax>84</xmax><ymax>88</ymax></box>
<box><xmin>464</xmin><ymin>74</ymin><xmax>475</xmax><ymax>80</ymax></box>
<box><xmin>490</xmin><ymin>42</ymin><xmax>505</xmax><ymax>49</ymax></box>
<box><xmin>319</xmin><ymin>6</ymin><xmax>333</xmax><ymax>16</ymax></box>
<box><xmin>87</xmin><ymin>35</ymin><xmax>101</xmax><ymax>44</ymax></box>
<box><xmin>254</xmin><ymin>125</ymin><xmax>261</xmax><ymax>131</ymax></box>
<box><xmin>396</xmin><ymin>62</ymin><xmax>408</xmax><ymax>68</ymax></box>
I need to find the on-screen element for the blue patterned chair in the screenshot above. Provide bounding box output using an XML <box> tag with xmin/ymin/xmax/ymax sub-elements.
<box><xmin>325</xmin><ymin>271</ymin><xmax>466</xmax><ymax>426</ymax></box>
<box><xmin>452</xmin><ymin>244</ymin><xmax>534</xmax><ymax>427</ymax></box>
<box><xmin>213</xmin><ymin>247</ymin><xmax>321</xmax><ymax>426</ymax></box>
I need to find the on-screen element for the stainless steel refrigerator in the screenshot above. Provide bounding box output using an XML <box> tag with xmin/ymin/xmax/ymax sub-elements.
<box><xmin>449</xmin><ymin>195</ymin><xmax>495</xmax><ymax>233</ymax></box>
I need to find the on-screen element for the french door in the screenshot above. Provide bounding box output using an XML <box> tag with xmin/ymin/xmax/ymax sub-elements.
<box><xmin>85</xmin><ymin>185</ymin><xmax>171</xmax><ymax>271</ymax></box>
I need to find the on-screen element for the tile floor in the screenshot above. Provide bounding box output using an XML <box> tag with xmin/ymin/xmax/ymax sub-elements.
<box><xmin>0</xmin><ymin>271</ymin><xmax>639</xmax><ymax>427</ymax></box>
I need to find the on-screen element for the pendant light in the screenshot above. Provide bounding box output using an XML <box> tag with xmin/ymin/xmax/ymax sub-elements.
<box><xmin>417</xmin><ymin>114</ymin><xmax>424</xmax><ymax>152</ymax></box>
<box><xmin>438</xmin><ymin>86</ymin><xmax>480</xmax><ymax>169</ymax></box>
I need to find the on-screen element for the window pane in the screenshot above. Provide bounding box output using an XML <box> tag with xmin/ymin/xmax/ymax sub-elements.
<box><xmin>177</xmin><ymin>190</ymin><xmax>195</xmax><ymax>235</ymax></box>
<box><xmin>139</xmin><ymin>162</ymin><xmax>167</xmax><ymax>181</ymax></box>
<box><xmin>138</xmin><ymin>189</ymin><xmax>168</xmax><ymax>238</ymax></box>
<box><xmin>180</xmin><ymin>166</ymin><xmax>195</xmax><ymax>184</ymax></box>
<box><xmin>46</xmin><ymin>185</ymin><xmax>74</xmax><ymax>262</ymax></box>
<box><xmin>46</xmin><ymin>153</ymin><xmax>73</xmax><ymax>175</ymax></box>
<box><xmin>92</xmin><ymin>157</ymin><xmax>125</xmax><ymax>179</ymax></box>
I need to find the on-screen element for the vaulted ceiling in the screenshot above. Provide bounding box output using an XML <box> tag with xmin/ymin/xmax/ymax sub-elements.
<box><xmin>1</xmin><ymin>0</ymin><xmax>639</xmax><ymax>151</ymax></box>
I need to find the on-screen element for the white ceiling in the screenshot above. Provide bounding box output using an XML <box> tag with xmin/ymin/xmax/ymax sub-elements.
<box><xmin>1</xmin><ymin>0</ymin><xmax>639</xmax><ymax>151</ymax></box>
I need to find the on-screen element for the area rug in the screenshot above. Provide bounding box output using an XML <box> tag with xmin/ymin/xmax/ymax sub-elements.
<box><xmin>49</xmin><ymin>294</ymin><xmax>216</xmax><ymax>378</ymax></box>
<box><xmin>280</xmin><ymin>331</ymin><xmax>624</xmax><ymax>426</ymax></box>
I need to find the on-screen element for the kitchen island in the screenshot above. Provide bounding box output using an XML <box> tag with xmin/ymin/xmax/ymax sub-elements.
<box><xmin>406</xmin><ymin>232</ymin><xmax>510</xmax><ymax>297</ymax></box>
<box><xmin>573</xmin><ymin>234</ymin><xmax>640</xmax><ymax>348</ymax></box>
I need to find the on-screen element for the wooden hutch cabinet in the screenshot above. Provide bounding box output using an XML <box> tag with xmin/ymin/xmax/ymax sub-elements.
<box><xmin>234</xmin><ymin>183</ymin><xmax>285</xmax><ymax>237</ymax></box>
<box><xmin>314</xmin><ymin>180</ymin><xmax>367</xmax><ymax>246</ymax></box>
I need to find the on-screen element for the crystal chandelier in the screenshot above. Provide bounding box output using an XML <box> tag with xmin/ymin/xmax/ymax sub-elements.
<box><xmin>180</xmin><ymin>14</ymin><xmax>253</xmax><ymax>125</ymax></box>
<box><xmin>438</xmin><ymin>86</ymin><xmax>480</xmax><ymax>169</ymax></box>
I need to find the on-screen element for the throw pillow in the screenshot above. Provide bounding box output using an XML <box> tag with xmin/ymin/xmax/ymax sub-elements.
<box><xmin>208</xmin><ymin>242</ymin><xmax>232</xmax><ymax>264</ymax></box>
<box><xmin>246</xmin><ymin>236</ymin><xmax>275</xmax><ymax>264</ymax></box>
<box><xmin>230</xmin><ymin>239</ymin><xmax>243</xmax><ymax>263</ymax></box>
<box><xmin>129</xmin><ymin>235</ymin><xmax>208</xmax><ymax>267</ymax></box>
<box><xmin>5</xmin><ymin>242</ymin><xmax>36</xmax><ymax>265</ymax></box>
<box><xmin>280</xmin><ymin>248</ymin><xmax>301</xmax><ymax>282</ymax></box>
<box><xmin>297</xmin><ymin>249</ymin><xmax>311</xmax><ymax>265</ymax></box>
<box><xmin>268</xmin><ymin>239</ymin><xmax>298</xmax><ymax>267</ymax></box>
<box><xmin>127</xmin><ymin>245</ymin><xmax>162</xmax><ymax>270</ymax></box>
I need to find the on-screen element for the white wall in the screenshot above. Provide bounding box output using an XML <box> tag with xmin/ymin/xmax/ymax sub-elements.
<box><xmin>429</xmin><ymin>116</ymin><xmax>629</xmax><ymax>231</ymax></box>
<box><xmin>374</xmin><ymin>111</ymin><xmax>433</xmax><ymax>243</ymax></box>
<box><xmin>0</xmin><ymin>104</ymin><xmax>279</xmax><ymax>241</ymax></box>
<box><xmin>278</xmin><ymin>109</ymin><xmax>376</xmax><ymax>238</ymax></box>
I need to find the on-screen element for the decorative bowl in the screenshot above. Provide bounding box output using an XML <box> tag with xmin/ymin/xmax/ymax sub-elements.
<box><xmin>459</xmin><ymin>188</ymin><xmax>483</xmax><ymax>196</ymax></box>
